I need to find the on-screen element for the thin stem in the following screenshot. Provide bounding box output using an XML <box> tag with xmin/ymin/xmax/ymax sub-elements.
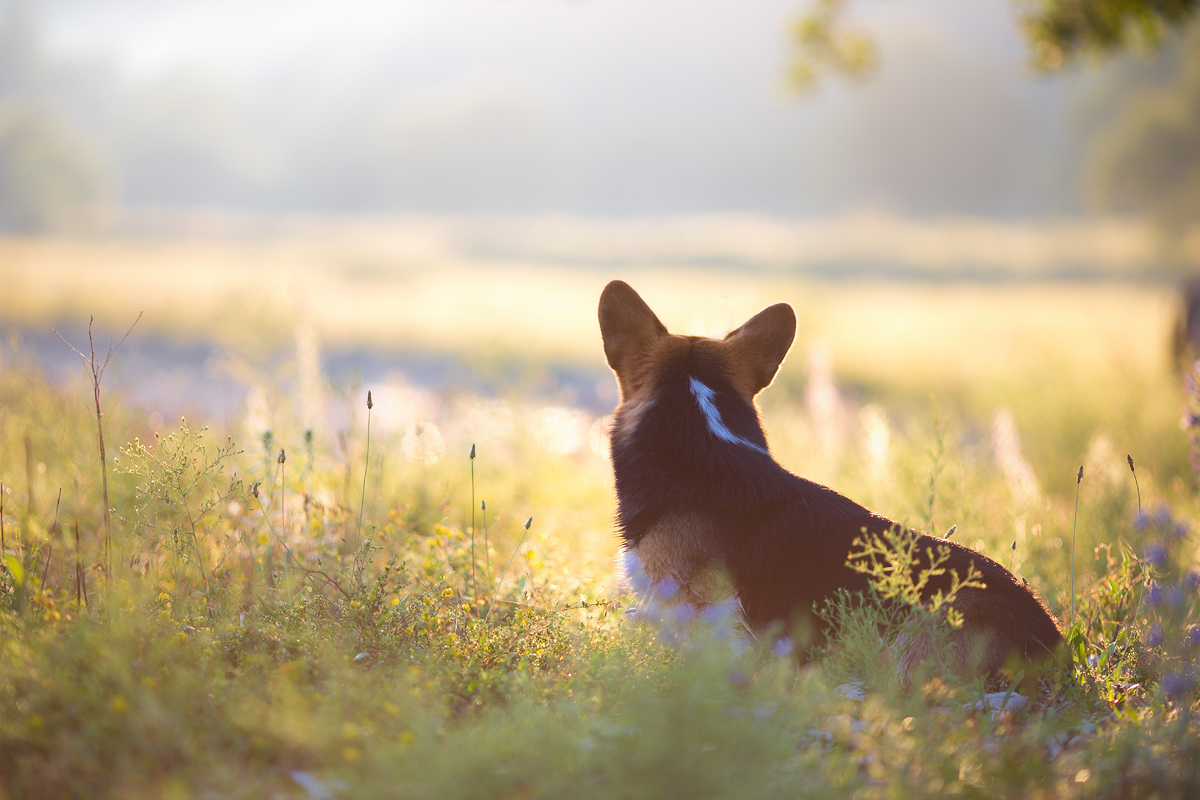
<box><xmin>1071</xmin><ymin>465</ymin><xmax>1083</xmax><ymax>621</ymax></box>
<box><xmin>279</xmin><ymin>448</ymin><xmax>290</xmax><ymax>603</ymax></box>
<box><xmin>1129</xmin><ymin>454</ymin><xmax>1146</xmax><ymax>620</ymax></box>
<box><xmin>52</xmin><ymin>312</ymin><xmax>142</xmax><ymax>582</ymax></box>
<box><xmin>486</xmin><ymin>517</ymin><xmax>532</xmax><ymax>623</ymax></box>
<box><xmin>482</xmin><ymin>500</ymin><xmax>490</xmax><ymax>587</ymax></box>
<box><xmin>355</xmin><ymin>392</ymin><xmax>373</xmax><ymax>575</ymax></box>
<box><xmin>470</xmin><ymin>443</ymin><xmax>476</xmax><ymax>605</ymax></box>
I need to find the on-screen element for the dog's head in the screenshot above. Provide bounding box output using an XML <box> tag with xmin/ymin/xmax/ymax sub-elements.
<box><xmin>598</xmin><ymin>280</ymin><xmax>796</xmax><ymax>410</ymax></box>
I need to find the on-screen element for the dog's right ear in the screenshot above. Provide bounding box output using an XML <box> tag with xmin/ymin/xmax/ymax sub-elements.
<box><xmin>598</xmin><ymin>281</ymin><xmax>668</xmax><ymax>389</ymax></box>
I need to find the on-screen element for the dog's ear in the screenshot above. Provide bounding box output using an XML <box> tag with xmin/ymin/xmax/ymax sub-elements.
<box><xmin>723</xmin><ymin>303</ymin><xmax>796</xmax><ymax>395</ymax></box>
<box><xmin>599</xmin><ymin>281</ymin><xmax>668</xmax><ymax>385</ymax></box>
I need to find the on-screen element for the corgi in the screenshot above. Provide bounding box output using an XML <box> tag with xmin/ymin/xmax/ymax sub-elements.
<box><xmin>599</xmin><ymin>280</ymin><xmax>1062</xmax><ymax>684</ymax></box>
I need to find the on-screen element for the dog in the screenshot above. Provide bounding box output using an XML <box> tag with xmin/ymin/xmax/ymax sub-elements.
<box><xmin>599</xmin><ymin>280</ymin><xmax>1062</xmax><ymax>684</ymax></box>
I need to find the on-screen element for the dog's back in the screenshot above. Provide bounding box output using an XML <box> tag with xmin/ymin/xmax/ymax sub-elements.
<box><xmin>599</xmin><ymin>280</ymin><xmax>1062</xmax><ymax>682</ymax></box>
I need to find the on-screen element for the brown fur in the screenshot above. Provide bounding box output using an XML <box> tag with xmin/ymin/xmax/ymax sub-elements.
<box><xmin>599</xmin><ymin>280</ymin><xmax>1063</xmax><ymax>685</ymax></box>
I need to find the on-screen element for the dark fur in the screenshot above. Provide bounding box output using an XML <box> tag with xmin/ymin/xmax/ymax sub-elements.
<box><xmin>600</xmin><ymin>280</ymin><xmax>1062</xmax><ymax>682</ymax></box>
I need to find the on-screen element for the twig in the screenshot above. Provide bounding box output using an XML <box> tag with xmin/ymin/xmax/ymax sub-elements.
<box><xmin>52</xmin><ymin>312</ymin><xmax>143</xmax><ymax>579</ymax></box>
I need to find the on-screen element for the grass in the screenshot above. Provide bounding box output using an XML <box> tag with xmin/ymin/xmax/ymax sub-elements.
<box><xmin>0</xmin><ymin>254</ymin><xmax>1198</xmax><ymax>798</ymax></box>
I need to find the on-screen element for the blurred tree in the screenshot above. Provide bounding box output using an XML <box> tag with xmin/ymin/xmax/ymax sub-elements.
<box><xmin>790</xmin><ymin>0</ymin><xmax>1199</xmax><ymax>90</ymax></box>
<box><xmin>0</xmin><ymin>1</ymin><xmax>108</xmax><ymax>232</ymax></box>
<box><xmin>0</xmin><ymin>102</ymin><xmax>108</xmax><ymax>232</ymax></box>
<box><xmin>1023</xmin><ymin>0</ymin><xmax>1199</xmax><ymax>69</ymax></box>
<box><xmin>1081</xmin><ymin>23</ymin><xmax>1200</xmax><ymax>231</ymax></box>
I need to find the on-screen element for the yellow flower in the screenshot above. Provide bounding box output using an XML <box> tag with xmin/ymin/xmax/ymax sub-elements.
<box><xmin>399</xmin><ymin>731</ymin><xmax>416</xmax><ymax>746</ymax></box>
<box><xmin>342</xmin><ymin>746</ymin><xmax>362</xmax><ymax>763</ymax></box>
<box><xmin>110</xmin><ymin>696</ymin><xmax>129</xmax><ymax>714</ymax></box>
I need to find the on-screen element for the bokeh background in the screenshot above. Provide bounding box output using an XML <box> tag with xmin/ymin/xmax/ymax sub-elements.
<box><xmin>1</xmin><ymin>0</ymin><xmax>1198</xmax><ymax>526</ymax></box>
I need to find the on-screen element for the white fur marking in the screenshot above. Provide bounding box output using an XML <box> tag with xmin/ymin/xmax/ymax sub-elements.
<box><xmin>688</xmin><ymin>377</ymin><xmax>768</xmax><ymax>454</ymax></box>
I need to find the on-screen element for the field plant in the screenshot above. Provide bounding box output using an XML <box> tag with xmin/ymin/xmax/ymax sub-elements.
<box><xmin>0</xmin><ymin>328</ymin><xmax>1198</xmax><ymax>799</ymax></box>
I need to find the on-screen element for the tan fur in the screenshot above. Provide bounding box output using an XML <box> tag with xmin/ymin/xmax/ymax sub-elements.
<box><xmin>636</xmin><ymin>513</ymin><xmax>729</xmax><ymax>606</ymax></box>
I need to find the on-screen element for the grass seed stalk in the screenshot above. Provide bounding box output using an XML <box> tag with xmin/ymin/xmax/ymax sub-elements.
<box><xmin>355</xmin><ymin>390</ymin><xmax>373</xmax><ymax>575</ymax></box>
<box><xmin>1071</xmin><ymin>464</ymin><xmax>1083</xmax><ymax>620</ymax></box>
<box><xmin>487</xmin><ymin>516</ymin><xmax>533</xmax><ymax>622</ymax></box>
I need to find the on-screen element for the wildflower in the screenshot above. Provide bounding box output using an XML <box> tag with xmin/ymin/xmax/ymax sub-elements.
<box><xmin>1184</xmin><ymin>624</ymin><xmax>1200</xmax><ymax>650</ymax></box>
<box><xmin>772</xmin><ymin>637</ymin><xmax>795</xmax><ymax>657</ymax></box>
<box><xmin>1146</xmin><ymin>544</ymin><xmax>1169</xmax><ymax>569</ymax></box>
<box><xmin>1147</xmin><ymin>586</ymin><xmax>1165</xmax><ymax>608</ymax></box>
<box><xmin>1146</xmin><ymin>624</ymin><xmax>1164</xmax><ymax>648</ymax></box>
<box><xmin>1161</xmin><ymin>671</ymin><xmax>1196</xmax><ymax>698</ymax></box>
<box><xmin>671</xmin><ymin>604</ymin><xmax>696</xmax><ymax>624</ymax></box>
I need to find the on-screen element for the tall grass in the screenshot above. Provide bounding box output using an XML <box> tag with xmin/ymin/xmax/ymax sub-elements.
<box><xmin>0</xmin><ymin>297</ymin><xmax>1197</xmax><ymax>798</ymax></box>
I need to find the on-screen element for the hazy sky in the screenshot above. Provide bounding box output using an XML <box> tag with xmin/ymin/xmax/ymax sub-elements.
<box><xmin>17</xmin><ymin>0</ymin><xmax>1095</xmax><ymax>217</ymax></box>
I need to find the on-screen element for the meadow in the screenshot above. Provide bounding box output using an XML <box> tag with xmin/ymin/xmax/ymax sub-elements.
<box><xmin>0</xmin><ymin>223</ymin><xmax>1198</xmax><ymax>798</ymax></box>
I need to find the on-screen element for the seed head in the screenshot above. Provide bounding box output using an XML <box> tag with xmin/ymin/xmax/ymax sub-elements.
<box><xmin>1011</xmin><ymin>541</ymin><xmax>1016</xmax><ymax>550</ymax></box>
<box><xmin>278</xmin><ymin>448</ymin><xmax>286</xmax><ymax>465</ymax></box>
<box><xmin>470</xmin><ymin>443</ymin><xmax>476</xmax><ymax>460</ymax></box>
<box><xmin>250</xmin><ymin>480</ymin><xmax>261</xmax><ymax>499</ymax></box>
<box><xmin>481</xmin><ymin>500</ymin><xmax>486</xmax><ymax>511</ymax></box>
<box><xmin>366</xmin><ymin>390</ymin><xmax>373</xmax><ymax>410</ymax></box>
<box><xmin>944</xmin><ymin>524</ymin><xmax>956</xmax><ymax>539</ymax></box>
<box><xmin>1127</xmin><ymin>454</ymin><xmax>1135</xmax><ymax>473</ymax></box>
<box><xmin>524</xmin><ymin>516</ymin><xmax>533</xmax><ymax>530</ymax></box>
<box><xmin>1076</xmin><ymin>465</ymin><xmax>1083</xmax><ymax>484</ymax></box>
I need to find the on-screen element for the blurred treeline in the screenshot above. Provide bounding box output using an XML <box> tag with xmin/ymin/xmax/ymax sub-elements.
<box><xmin>0</xmin><ymin>0</ymin><xmax>1198</xmax><ymax>235</ymax></box>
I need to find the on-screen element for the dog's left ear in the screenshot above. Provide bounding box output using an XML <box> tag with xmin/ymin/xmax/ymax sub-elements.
<box><xmin>724</xmin><ymin>303</ymin><xmax>796</xmax><ymax>395</ymax></box>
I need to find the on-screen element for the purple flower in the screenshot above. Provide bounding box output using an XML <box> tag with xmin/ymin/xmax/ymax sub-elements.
<box><xmin>671</xmin><ymin>603</ymin><xmax>696</xmax><ymax>624</ymax></box>
<box><xmin>1161</xmin><ymin>671</ymin><xmax>1195</xmax><ymax>698</ymax></box>
<box><xmin>772</xmin><ymin>637</ymin><xmax>795</xmax><ymax>658</ymax></box>
<box><xmin>1146</xmin><ymin>624</ymin><xmax>1164</xmax><ymax>648</ymax></box>
<box><xmin>657</xmin><ymin>577</ymin><xmax>680</xmax><ymax>602</ymax></box>
<box><xmin>1167</xmin><ymin>585</ymin><xmax>1188</xmax><ymax>609</ymax></box>
<box><xmin>730</xmin><ymin>669</ymin><xmax>748</xmax><ymax>688</ymax></box>
<box><xmin>1146</xmin><ymin>544</ymin><xmax>1169</xmax><ymax>569</ymax></box>
<box><xmin>1147</xmin><ymin>586</ymin><xmax>1165</xmax><ymax>608</ymax></box>
<box><xmin>699</xmin><ymin>599</ymin><xmax>737</xmax><ymax>626</ymax></box>
<box><xmin>1184</xmin><ymin>625</ymin><xmax>1200</xmax><ymax>650</ymax></box>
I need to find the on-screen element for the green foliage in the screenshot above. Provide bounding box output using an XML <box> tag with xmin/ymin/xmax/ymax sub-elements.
<box><xmin>1081</xmin><ymin>21</ymin><xmax>1200</xmax><ymax>229</ymax></box>
<box><xmin>788</xmin><ymin>0</ymin><xmax>877</xmax><ymax>93</ymax></box>
<box><xmin>1021</xmin><ymin>0</ymin><xmax>1199</xmax><ymax>69</ymax></box>
<box><xmin>0</xmin><ymin>343</ymin><xmax>1198</xmax><ymax>798</ymax></box>
<box><xmin>119</xmin><ymin>420</ymin><xmax>244</xmax><ymax>616</ymax></box>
